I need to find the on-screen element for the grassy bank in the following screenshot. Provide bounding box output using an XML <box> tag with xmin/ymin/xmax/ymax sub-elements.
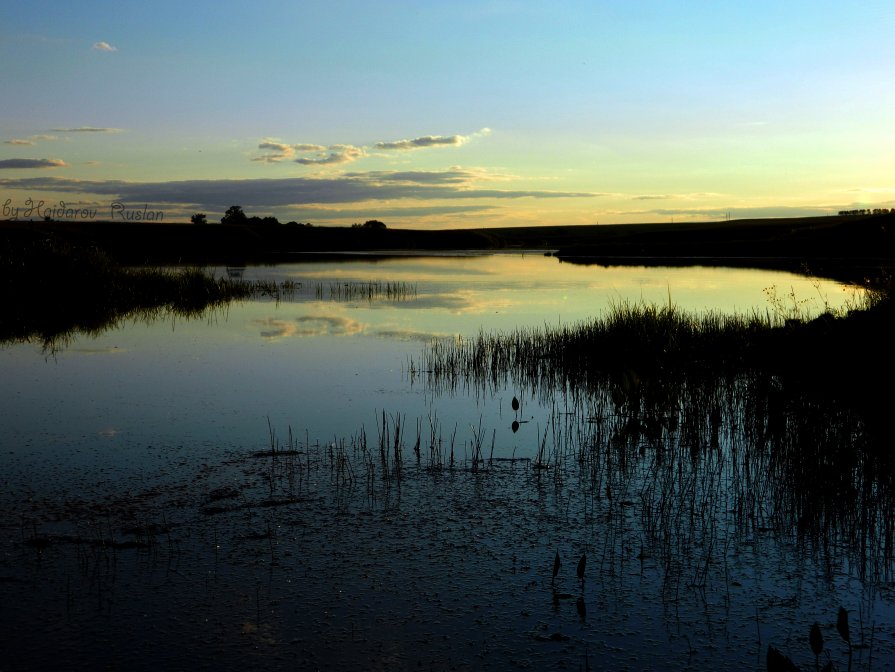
<box><xmin>0</xmin><ymin>230</ymin><xmax>268</xmax><ymax>350</ymax></box>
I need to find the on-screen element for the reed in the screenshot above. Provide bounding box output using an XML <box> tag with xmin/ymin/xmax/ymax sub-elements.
<box><xmin>315</xmin><ymin>279</ymin><xmax>417</xmax><ymax>302</ymax></box>
<box><xmin>421</xmin><ymin>284</ymin><xmax>893</xmax><ymax>411</ymax></box>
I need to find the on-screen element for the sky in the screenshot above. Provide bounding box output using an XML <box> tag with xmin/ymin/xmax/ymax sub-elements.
<box><xmin>1</xmin><ymin>0</ymin><xmax>893</xmax><ymax>228</ymax></box>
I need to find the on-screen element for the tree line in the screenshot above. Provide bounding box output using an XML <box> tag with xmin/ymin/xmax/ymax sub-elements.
<box><xmin>190</xmin><ymin>206</ymin><xmax>385</xmax><ymax>230</ymax></box>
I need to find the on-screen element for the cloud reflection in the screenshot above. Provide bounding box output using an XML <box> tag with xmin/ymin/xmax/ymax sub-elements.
<box><xmin>373</xmin><ymin>329</ymin><xmax>440</xmax><ymax>343</ymax></box>
<box><xmin>254</xmin><ymin>315</ymin><xmax>366</xmax><ymax>340</ymax></box>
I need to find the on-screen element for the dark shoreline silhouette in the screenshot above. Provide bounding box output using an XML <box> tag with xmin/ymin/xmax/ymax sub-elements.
<box><xmin>2</xmin><ymin>212</ymin><xmax>894</xmax><ymax>281</ymax></box>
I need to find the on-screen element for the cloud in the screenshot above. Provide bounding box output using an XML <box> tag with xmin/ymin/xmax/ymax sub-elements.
<box><xmin>254</xmin><ymin>129</ymin><xmax>490</xmax><ymax>164</ymax></box>
<box><xmin>0</xmin><ymin>173</ymin><xmax>596</xmax><ymax>209</ymax></box>
<box><xmin>5</xmin><ymin>134</ymin><xmax>61</xmax><ymax>146</ymax></box>
<box><xmin>92</xmin><ymin>41</ymin><xmax>117</xmax><ymax>52</ymax></box>
<box><xmin>631</xmin><ymin>192</ymin><xmax>725</xmax><ymax>202</ymax></box>
<box><xmin>374</xmin><ymin>128</ymin><xmax>491</xmax><ymax>151</ymax></box>
<box><xmin>0</xmin><ymin>158</ymin><xmax>67</xmax><ymax>169</ymax></box>
<box><xmin>374</xmin><ymin>134</ymin><xmax>468</xmax><ymax>151</ymax></box>
<box><xmin>254</xmin><ymin>141</ymin><xmax>364</xmax><ymax>165</ymax></box>
<box><xmin>258</xmin><ymin>141</ymin><xmax>294</xmax><ymax>153</ymax></box>
<box><xmin>283</xmin><ymin>204</ymin><xmax>497</xmax><ymax>220</ymax></box>
<box><xmin>622</xmin><ymin>204</ymin><xmax>856</xmax><ymax>220</ymax></box>
<box><xmin>343</xmin><ymin>170</ymin><xmax>473</xmax><ymax>185</ymax></box>
<box><xmin>253</xmin><ymin>140</ymin><xmax>294</xmax><ymax>163</ymax></box>
<box><xmin>294</xmin><ymin>145</ymin><xmax>365</xmax><ymax>165</ymax></box>
<box><xmin>843</xmin><ymin>187</ymin><xmax>895</xmax><ymax>195</ymax></box>
<box><xmin>257</xmin><ymin>141</ymin><xmax>327</xmax><ymax>154</ymax></box>
<box><xmin>51</xmin><ymin>127</ymin><xmax>123</xmax><ymax>133</ymax></box>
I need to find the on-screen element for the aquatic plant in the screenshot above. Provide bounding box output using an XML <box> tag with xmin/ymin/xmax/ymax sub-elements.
<box><xmin>312</xmin><ymin>279</ymin><xmax>417</xmax><ymax>302</ymax></box>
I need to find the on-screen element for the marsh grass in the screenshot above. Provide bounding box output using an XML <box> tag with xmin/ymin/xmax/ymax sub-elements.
<box><xmin>417</xmin><ymin>281</ymin><xmax>895</xmax><ymax>596</ymax></box>
<box><xmin>420</xmin><ymin>280</ymin><xmax>892</xmax><ymax>404</ymax></box>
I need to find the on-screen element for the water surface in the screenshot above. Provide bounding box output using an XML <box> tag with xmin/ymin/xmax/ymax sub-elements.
<box><xmin>1</xmin><ymin>254</ymin><xmax>888</xmax><ymax>671</ymax></box>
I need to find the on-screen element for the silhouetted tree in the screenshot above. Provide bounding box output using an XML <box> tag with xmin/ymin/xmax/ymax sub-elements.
<box><xmin>355</xmin><ymin>219</ymin><xmax>386</xmax><ymax>230</ymax></box>
<box><xmin>221</xmin><ymin>205</ymin><xmax>247</xmax><ymax>225</ymax></box>
<box><xmin>837</xmin><ymin>208</ymin><xmax>891</xmax><ymax>216</ymax></box>
<box><xmin>190</xmin><ymin>212</ymin><xmax>207</xmax><ymax>225</ymax></box>
<box><xmin>246</xmin><ymin>215</ymin><xmax>280</xmax><ymax>227</ymax></box>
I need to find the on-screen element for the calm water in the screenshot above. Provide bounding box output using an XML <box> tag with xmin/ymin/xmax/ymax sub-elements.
<box><xmin>1</xmin><ymin>254</ymin><xmax>864</xmax><ymax>463</ymax></box>
<box><xmin>1</xmin><ymin>254</ymin><xmax>890</xmax><ymax>671</ymax></box>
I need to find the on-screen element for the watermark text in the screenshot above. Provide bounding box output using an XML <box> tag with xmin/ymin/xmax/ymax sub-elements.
<box><xmin>2</xmin><ymin>197</ymin><xmax>165</xmax><ymax>222</ymax></box>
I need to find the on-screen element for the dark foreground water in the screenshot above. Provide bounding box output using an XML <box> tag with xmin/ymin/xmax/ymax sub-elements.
<box><xmin>1</xmin><ymin>255</ymin><xmax>891</xmax><ymax>670</ymax></box>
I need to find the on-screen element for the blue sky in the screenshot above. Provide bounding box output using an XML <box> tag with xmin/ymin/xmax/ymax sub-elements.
<box><xmin>1</xmin><ymin>1</ymin><xmax>893</xmax><ymax>227</ymax></box>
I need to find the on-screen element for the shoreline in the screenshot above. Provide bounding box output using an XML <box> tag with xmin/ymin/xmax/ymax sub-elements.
<box><xmin>2</xmin><ymin>213</ymin><xmax>894</xmax><ymax>282</ymax></box>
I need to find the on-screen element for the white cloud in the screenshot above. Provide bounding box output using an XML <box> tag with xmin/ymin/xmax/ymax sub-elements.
<box><xmin>5</xmin><ymin>134</ymin><xmax>61</xmax><ymax>145</ymax></box>
<box><xmin>294</xmin><ymin>145</ymin><xmax>365</xmax><ymax>165</ymax></box>
<box><xmin>374</xmin><ymin>134</ymin><xmax>468</xmax><ymax>151</ymax></box>
<box><xmin>254</xmin><ymin>129</ymin><xmax>490</xmax><ymax>164</ymax></box>
<box><xmin>254</xmin><ymin>140</ymin><xmax>362</xmax><ymax>165</ymax></box>
<box><xmin>92</xmin><ymin>41</ymin><xmax>118</xmax><ymax>52</ymax></box>
<box><xmin>374</xmin><ymin>129</ymin><xmax>491</xmax><ymax>151</ymax></box>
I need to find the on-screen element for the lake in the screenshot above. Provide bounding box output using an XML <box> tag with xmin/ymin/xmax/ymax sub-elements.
<box><xmin>1</xmin><ymin>253</ymin><xmax>891</xmax><ymax>671</ymax></box>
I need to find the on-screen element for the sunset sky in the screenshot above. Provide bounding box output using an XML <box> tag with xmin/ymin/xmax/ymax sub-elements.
<box><xmin>2</xmin><ymin>1</ymin><xmax>893</xmax><ymax>228</ymax></box>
